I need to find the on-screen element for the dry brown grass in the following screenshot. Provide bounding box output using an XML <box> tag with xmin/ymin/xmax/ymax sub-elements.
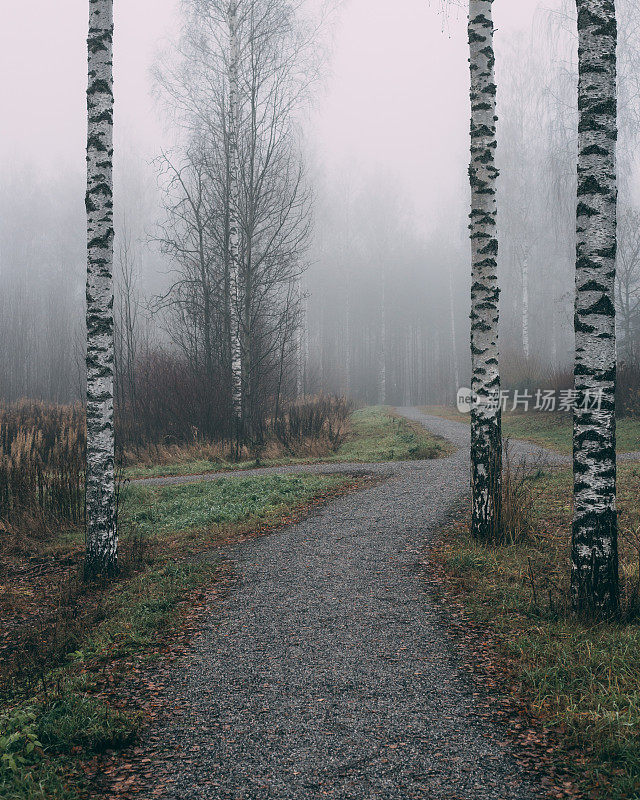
<box><xmin>122</xmin><ymin>396</ymin><xmax>354</xmax><ymax>468</ymax></box>
<box><xmin>498</xmin><ymin>438</ymin><xmax>542</xmax><ymax>544</ymax></box>
<box><xmin>120</xmin><ymin>428</ymin><xmax>343</xmax><ymax>469</ymax></box>
<box><xmin>0</xmin><ymin>401</ymin><xmax>85</xmax><ymax>544</ymax></box>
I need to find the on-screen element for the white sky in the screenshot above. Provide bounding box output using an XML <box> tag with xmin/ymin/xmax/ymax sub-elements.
<box><xmin>0</xmin><ymin>0</ymin><xmax>560</xmax><ymax>226</ymax></box>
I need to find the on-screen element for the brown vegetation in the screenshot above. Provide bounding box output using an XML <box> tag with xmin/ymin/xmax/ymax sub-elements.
<box><xmin>0</xmin><ymin>394</ymin><xmax>354</xmax><ymax>696</ymax></box>
<box><xmin>0</xmin><ymin>401</ymin><xmax>85</xmax><ymax>535</ymax></box>
<box><xmin>120</xmin><ymin>395</ymin><xmax>353</xmax><ymax>468</ymax></box>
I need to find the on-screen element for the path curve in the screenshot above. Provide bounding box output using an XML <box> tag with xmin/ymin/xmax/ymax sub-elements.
<box><xmin>130</xmin><ymin>410</ymin><xmax>559</xmax><ymax>799</ymax></box>
<box><xmin>131</xmin><ymin>408</ymin><xmax>569</xmax><ymax>490</ymax></box>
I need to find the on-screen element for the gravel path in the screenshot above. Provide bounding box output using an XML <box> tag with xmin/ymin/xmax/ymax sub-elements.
<box><xmin>135</xmin><ymin>410</ymin><xmax>561</xmax><ymax>799</ymax></box>
<box><xmin>131</xmin><ymin>408</ymin><xmax>571</xmax><ymax>490</ymax></box>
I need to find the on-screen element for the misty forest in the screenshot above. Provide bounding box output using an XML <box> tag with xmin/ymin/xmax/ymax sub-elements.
<box><xmin>3</xmin><ymin>0</ymin><xmax>640</xmax><ymax>798</ymax></box>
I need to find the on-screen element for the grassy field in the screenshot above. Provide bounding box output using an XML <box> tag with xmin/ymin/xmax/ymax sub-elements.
<box><xmin>0</xmin><ymin>471</ymin><xmax>356</xmax><ymax>800</ymax></box>
<box><xmin>124</xmin><ymin>473</ymin><xmax>350</xmax><ymax>540</ymax></box>
<box><xmin>127</xmin><ymin>406</ymin><xmax>452</xmax><ymax>479</ymax></box>
<box><xmin>435</xmin><ymin>464</ymin><xmax>640</xmax><ymax>799</ymax></box>
<box><xmin>422</xmin><ymin>406</ymin><xmax>640</xmax><ymax>454</ymax></box>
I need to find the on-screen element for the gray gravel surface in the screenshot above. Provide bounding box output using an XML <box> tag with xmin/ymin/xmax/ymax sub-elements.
<box><xmin>141</xmin><ymin>410</ymin><xmax>562</xmax><ymax>799</ymax></box>
<box><xmin>131</xmin><ymin>408</ymin><xmax>571</xmax><ymax>490</ymax></box>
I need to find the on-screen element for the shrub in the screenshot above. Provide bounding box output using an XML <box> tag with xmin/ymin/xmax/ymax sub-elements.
<box><xmin>272</xmin><ymin>396</ymin><xmax>353</xmax><ymax>454</ymax></box>
<box><xmin>617</xmin><ymin>361</ymin><xmax>640</xmax><ymax>418</ymax></box>
<box><xmin>498</xmin><ymin>438</ymin><xmax>541</xmax><ymax>545</ymax></box>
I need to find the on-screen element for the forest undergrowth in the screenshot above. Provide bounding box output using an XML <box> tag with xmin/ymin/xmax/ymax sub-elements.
<box><xmin>0</xmin><ymin>469</ymin><xmax>361</xmax><ymax>799</ymax></box>
<box><xmin>433</xmin><ymin>453</ymin><xmax>640</xmax><ymax>800</ymax></box>
<box><xmin>422</xmin><ymin>406</ymin><xmax>640</xmax><ymax>455</ymax></box>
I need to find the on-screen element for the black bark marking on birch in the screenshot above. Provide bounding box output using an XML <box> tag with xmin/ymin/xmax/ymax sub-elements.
<box><xmin>572</xmin><ymin>0</ymin><xmax>619</xmax><ymax>617</ymax></box>
<box><xmin>468</xmin><ymin>0</ymin><xmax>502</xmax><ymax>541</ymax></box>
<box><xmin>227</xmin><ymin>0</ymin><xmax>244</xmax><ymax>442</ymax></box>
<box><xmin>85</xmin><ymin>0</ymin><xmax>117</xmax><ymax>579</ymax></box>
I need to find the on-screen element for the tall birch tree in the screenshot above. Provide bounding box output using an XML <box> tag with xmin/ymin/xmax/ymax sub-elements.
<box><xmin>468</xmin><ymin>0</ymin><xmax>502</xmax><ymax>539</ymax></box>
<box><xmin>85</xmin><ymin>0</ymin><xmax>117</xmax><ymax>577</ymax></box>
<box><xmin>155</xmin><ymin>0</ymin><xmax>315</xmax><ymax>439</ymax></box>
<box><xmin>572</xmin><ymin>0</ymin><xmax>620</xmax><ymax>616</ymax></box>
<box><xmin>227</xmin><ymin>0</ymin><xmax>244</xmax><ymax>443</ymax></box>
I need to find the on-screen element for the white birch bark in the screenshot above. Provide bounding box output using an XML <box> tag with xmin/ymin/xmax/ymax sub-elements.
<box><xmin>85</xmin><ymin>0</ymin><xmax>117</xmax><ymax>577</ymax></box>
<box><xmin>227</xmin><ymin>0</ymin><xmax>244</xmax><ymax>433</ymax></box>
<box><xmin>572</xmin><ymin>0</ymin><xmax>619</xmax><ymax>616</ymax></box>
<box><xmin>469</xmin><ymin>0</ymin><xmax>502</xmax><ymax>540</ymax></box>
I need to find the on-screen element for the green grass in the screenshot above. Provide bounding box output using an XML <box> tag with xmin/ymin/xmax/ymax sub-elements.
<box><xmin>123</xmin><ymin>473</ymin><xmax>349</xmax><ymax>540</ymax></box>
<box><xmin>2</xmin><ymin>471</ymin><xmax>354</xmax><ymax>799</ymax></box>
<box><xmin>437</xmin><ymin>465</ymin><xmax>640</xmax><ymax>799</ymax></box>
<box><xmin>0</xmin><ymin>563</ymin><xmax>210</xmax><ymax>799</ymax></box>
<box><xmin>422</xmin><ymin>406</ymin><xmax>640</xmax><ymax>455</ymax></box>
<box><xmin>332</xmin><ymin>406</ymin><xmax>452</xmax><ymax>462</ymax></box>
<box><xmin>127</xmin><ymin>406</ymin><xmax>452</xmax><ymax>480</ymax></box>
<box><xmin>503</xmin><ymin>413</ymin><xmax>640</xmax><ymax>455</ymax></box>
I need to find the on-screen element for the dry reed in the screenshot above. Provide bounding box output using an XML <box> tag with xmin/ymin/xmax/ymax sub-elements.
<box><xmin>0</xmin><ymin>400</ymin><xmax>85</xmax><ymax>533</ymax></box>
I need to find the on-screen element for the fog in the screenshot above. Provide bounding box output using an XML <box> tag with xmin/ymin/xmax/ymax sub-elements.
<box><xmin>2</xmin><ymin>0</ymin><xmax>640</xmax><ymax>411</ymax></box>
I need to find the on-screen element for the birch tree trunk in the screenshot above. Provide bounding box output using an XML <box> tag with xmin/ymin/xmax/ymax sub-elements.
<box><xmin>344</xmin><ymin>283</ymin><xmax>352</xmax><ymax>398</ymax></box>
<box><xmin>302</xmin><ymin>291</ymin><xmax>309</xmax><ymax>396</ymax></box>
<box><xmin>448</xmin><ymin>268</ymin><xmax>460</xmax><ymax>394</ymax></box>
<box><xmin>572</xmin><ymin>0</ymin><xmax>619</xmax><ymax>617</ymax></box>
<box><xmin>377</xmin><ymin>281</ymin><xmax>386</xmax><ymax>405</ymax></box>
<box><xmin>227</xmin><ymin>0</ymin><xmax>244</xmax><ymax>442</ymax></box>
<box><xmin>468</xmin><ymin>0</ymin><xmax>502</xmax><ymax>540</ymax></box>
<box><xmin>521</xmin><ymin>245</ymin><xmax>530</xmax><ymax>359</ymax></box>
<box><xmin>296</xmin><ymin>279</ymin><xmax>304</xmax><ymax>399</ymax></box>
<box><xmin>85</xmin><ymin>0</ymin><xmax>117</xmax><ymax>577</ymax></box>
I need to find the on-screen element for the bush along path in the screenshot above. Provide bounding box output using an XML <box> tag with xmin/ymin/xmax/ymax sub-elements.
<box><xmin>98</xmin><ymin>409</ymin><xmax>567</xmax><ymax>799</ymax></box>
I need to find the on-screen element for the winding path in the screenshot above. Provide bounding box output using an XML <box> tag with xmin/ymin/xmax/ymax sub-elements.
<box><xmin>133</xmin><ymin>410</ymin><xmax>562</xmax><ymax>799</ymax></box>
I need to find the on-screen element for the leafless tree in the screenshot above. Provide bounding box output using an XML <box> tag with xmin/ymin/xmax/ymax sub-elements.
<box><xmin>153</xmin><ymin>0</ymin><xmax>319</xmax><ymax>443</ymax></box>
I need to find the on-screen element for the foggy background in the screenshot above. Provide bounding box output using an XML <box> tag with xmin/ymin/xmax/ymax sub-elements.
<box><xmin>2</xmin><ymin>0</ymin><xmax>640</xmax><ymax>406</ymax></box>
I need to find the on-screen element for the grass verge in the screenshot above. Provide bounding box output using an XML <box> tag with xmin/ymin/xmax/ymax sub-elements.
<box><xmin>0</xmin><ymin>472</ymin><xmax>358</xmax><ymax>799</ymax></box>
<box><xmin>422</xmin><ymin>406</ymin><xmax>640</xmax><ymax>455</ymax></box>
<box><xmin>127</xmin><ymin>406</ymin><xmax>452</xmax><ymax>480</ymax></box>
<box><xmin>433</xmin><ymin>464</ymin><xmax>640</xmax><ymax>799</ymax></box>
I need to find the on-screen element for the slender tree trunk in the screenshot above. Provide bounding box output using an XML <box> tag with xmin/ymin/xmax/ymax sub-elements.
<box><xmin>522</xmin><ymin>244</ymin><xmax>530</xmax><ymax>359</ymax></box>
<box><xmin>571</xmin><ymin>0</ymin><xmax>619</xmax><ymax>617</ymax></box>
<box><xmin>344</xmin><ymin>283</ymin><xmax>352</xmax><ymax>398</ymax></box>
<box><xmin>223</xmin><ymin>163</ymin><xmax>234</xmax><ymax>435</ymax></box>
<box><xmin>377</xmin><ymin>280</ymin><xmax>386</xmax><ymax>405</ymax></box>
<box><xmin>303</xmin><ymin>291</ymin><xmax>310</xmax><ymax>395</ymax></box>
<box><xmin>227</xmin><ymin>0</ymin><xmax>244</xmax><ymax>445</ymax></box>
<box><xmin>551</xmin><ymin>291</ymin><xmax>559</xmax><ymax>369</ymax></box>
<box><xmin>448</xmin><ymin>268</ymin><xmax>460</xmax><ymax>396</ymax></box>
<box><xmin>468</xmin><ymin>0</ymin><xmax>502</xmax><ymax>540</ymax></box>
<box><xmin>85</xmin><ymin>0</ymin><xmax>117</xmax><ymax>578</ymax></box>
<box><xmin>296</xmin><ymin>279</ymin><xmax>304</xmax><ymax>399</ymax></box>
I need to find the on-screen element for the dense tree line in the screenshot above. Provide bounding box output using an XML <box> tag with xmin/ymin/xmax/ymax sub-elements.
<box><xmin>304</xmin><ymin>1</ymin><xmax>640</xmax><ymax>418</ymax></box>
